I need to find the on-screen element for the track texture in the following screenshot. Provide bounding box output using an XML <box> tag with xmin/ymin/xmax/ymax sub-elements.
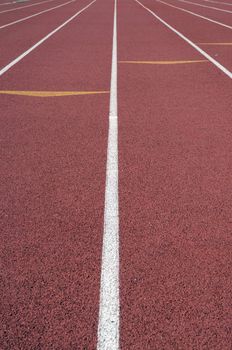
<box><xmin>1</xmin><ymin>0</ymin><xmax>232</xmax><ymax>348</ymax></box>
<box><xmin>118</xmin><ymin>0</ymin><xmax>232</xmax><ymax>348</ymax></box>
<box><xmin>0</xmin><ymin>0</ymin><xmax>113</xmax><ymax>348</ymax></box>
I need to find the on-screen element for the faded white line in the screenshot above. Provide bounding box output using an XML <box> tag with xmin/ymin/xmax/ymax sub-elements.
<box><xmin>135</xmin><ymin>0</ymin><xmax>232</xmax><ymax>79</ymax></box>
<box><xmin>204</xmin><ymin>0</ymin><xmax>232</xmax><ymax>6</ymax></box>
<box><xmin>0</xmin><ymin>0</ymin><xmax>58</xmax><ymax>14</ymax></box>
<box><xmin>0</xmin><ymin>0</ymin><xmax>76</xmax><ymax>29</ymax></box>
<box><xmin>0</xmin><ymin>0</ymin><xmax>96</xmax><ymax>77</ymax></box>
<box><xmin>97</xmin><ymin>0</ymin><xmax>119</xmax><ymax>349</ymax></box>
<box><xmin>155</xmin><ymin>0</ymin><xmax>232</xmax><ymax>30</ymax></box>
<box><xmin>0</xmin><ymin>2</ymin><xmax>16</xmax><ymax>5</ymax></box>
<box><xmin>175</xmin><ymin>0</ymin><xmax>232</xmax><ymax>14</ymax></box>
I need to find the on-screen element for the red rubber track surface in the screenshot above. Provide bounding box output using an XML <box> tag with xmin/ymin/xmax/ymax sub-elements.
<box><xmin>0</xmin><ymin>0</ymin><xmax>54</xmax><ymax>10</ymax></box>
<box><xmin>170</xmin><ymin>0</ymin><xmax>232</xmax><ymax>12</ymax></box>
<box><xmin>0</xmin><ymin>0</ymin><xmax>70</xmax><ymax>26</ymax></box>
<box><xmin>0</xmin><ymin>0</ymin><xmax>91</xmax><ymax>67</ymax></box>
<box><xmin>164</xmin><ymin>0</ymin><xmax>232</xmax><ymax>27</ymax></box>
<box><xmin>139</xmin><ymin>0</ymin><xmax>232</xmax><ymax>70</ymax></box>
<box><xmin>118</xmin><ymin>0</ymin><xmax>232</xmax><ymax>348</ymax></box>
<box><xmin>160</xmin><ymin>0</ymin><xmax>232</xmax><ymax>31</ymax></box>
<box><xmin>0</xmin><ymin>0</ymin><xmax>113</xmax><ymax>348</ymax></box>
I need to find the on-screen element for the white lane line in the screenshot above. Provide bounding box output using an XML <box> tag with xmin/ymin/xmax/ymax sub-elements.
<box><xmin>0</xmin><ymin>2</ymin><xmax>15</xmax><ymax>5</ymax></box>
<box><xmin>0</xmin><ymin>0</ymin><xmax>58</xmax><ymax>14</ymax></box>
<box><xmin>0</xmin><ymin>0</ymin><xmax>96</xmax><ymax>77</ymax></box>
<box><xmin>135</xmin><ymin>0</ymin><xmax>232</xmax><ymax>79</ymax></box>
<box><xmin>97</xmin><ymin>0</ymin><xmax>119</xmax><ymax>349</ymax></box>
<box><xmin>0</xmin><ymin>0</ymin><xmax>76</xmax><ymax>29</ymax></box>
<box><xmin>204</xmin><ymin>0</ymin><xmax>232</xmax><ymax>6</ymax></box>
<box><xmin>174</xmin><ymin>0</ymin><xmax>232</xmax><ymax>14</ymax></box>
<box><xmin>155</xmin><ymin>0</ymin><xmax>232</xmax><ymax>30</ymax></box>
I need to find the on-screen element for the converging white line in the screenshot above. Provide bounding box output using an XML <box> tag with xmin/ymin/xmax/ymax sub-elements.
<box><xmin>175</xmin><ymin>0</ymin><xmax>232</xmax><ymax>14</ymax></box>
<box><xmin>204</xmin><ymin>0</ymin><xmax>232</xmax><ymax>6</ymax></box>
<box><xmin>0</xmin><ymin>0</ymin><xmax>96</xmax><ymax>77</ymax></box>
<box><xmin>155</xmin><ymin>0</ymin><xmax>232</xmax><ymax>30</ymax></box>
<box><xmin>97</xmin><ymin>0</ymin><xmax>119</xmax><ymax>349</ymax></box>
<box><xmin>135</xmin><ymin>0</ymin><xmax>232</xmax><ymax>79</ymax></box>
<box><xmin>0</xmin><ymin>0</ymin><xmax>58</xmax><ymax>14</ymax></box>
<box><xmin>0</xmin><ymin>0</ymin><xmax>76</xmax><ymax>29</ymax></box>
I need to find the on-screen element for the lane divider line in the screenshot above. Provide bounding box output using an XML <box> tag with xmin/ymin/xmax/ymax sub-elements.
<box><xmin>198</xmin><ymin>42</ymin><xmax>232</xmax><ymax>45</ymax></box>
<box><xmin>0</xmin><ymin>90</ymin><xmax>109</xmax><ymax>97</ymax></box>
<box><xmin>97</xmin><ymin>0</ymin><xmax>119</xmax><ymax>349</ymax></box>
<box><xmin>204</xmin><ymin>0</ymin><xmax>232</xmax><ymax>6</ymax></box>
<box><xmin>119</xmin><ymin>60</ymin><xmax>208</xmax><ymax>64</ymax></box>
<box><xmin>175</xmin><ymin>0</ymin><xmax>232</xmax><ymax>14</ymax></box>
<box><xmin>0</xmin><ymin>0</ymin><xmax>58</xmax><ymax>14</ymax></box>
<box><xmin>135</xmin><ymin>0</ymin><xmax>232</xmax><ymax>79</ymax></box>
<box><xmin>0</xmin><ymin>0</ymin><xmax>76</xmax><ymax>30</ymax></box>
<box><xmin>154</xmin><ymin>0</ymin><xmax>232</xmax><ymax>31</ymax></box>
<box><xmin>0</xmin><ymin>0</ymin><xmax>96</xmax><ymax>77</ymax></box>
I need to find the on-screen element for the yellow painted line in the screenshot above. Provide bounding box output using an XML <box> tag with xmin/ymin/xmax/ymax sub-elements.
<box><xmin>0</xmin><ymin>90</ymin><xmax>109</xmax><ymax>97</ymax></box>
<box><xmin>119</xmin><ymin>60</ymin><xmax>208</xmax><ymax>65</ymax></box>
<box><xmin>198</xmin><ymin>43</ymin><xmax>232</xmax><ymax>46</ymax></box>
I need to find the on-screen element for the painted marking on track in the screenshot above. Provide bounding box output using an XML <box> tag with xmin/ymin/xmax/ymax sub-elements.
<box><xmin>135</xmin><ymin>0</ymin><xmax>232</xmax><ymax>79</ymax></box>
<box><xmin>97</xmin><ymin>0</ymin><xmax>119</xmax><ymax>349</ymax></box>
<box><xmin>176</xmin><ymin>0</ymin><xmax>232</xmax><ymax>14</ymax></box>
<box><xmin>0</xmin><ymin>0</ymin><xmax>57</xmax><ymax>14</ymax></box>
<box><xmin>119</xmin><ymin>60</ymin><xmax>208</xmax><ymax>64</ymax></box>
<box><xmin>0</xmin><ymin>0</ymin><xmax>76</xmax><ymax>30</ymax></box>
<box><xmin>155</xmin><ymin>0</ymin><xmax>232</xmax><ymax>31</ymax></box>
<box><xmin>198</xmin><ymin>43</ymin><xmax>232</xmax><ymax>46</ymax></box>
<box><xmin>0</xmin><ymin>0</ymin><xmax>96</xmax><ymax>77</ymax></box>
<box><xmin>204</xmin><ymin>0</ymin><xmax>232</xmax><ymax>6</ymax></box>
<box><xmin>0</xmin><ymin>90</ymin><xmax>109</xmax><ymax>97</ymax></box>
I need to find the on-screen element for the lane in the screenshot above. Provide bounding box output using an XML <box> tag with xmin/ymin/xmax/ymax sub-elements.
<box><xmin>137</xmin><ymin>0</ymin><xmax>232</xmax><ymax>73</ymax></box>
<box><xmin>0</xmin><ymin>0</ymin><xmax>114</xmax><ymax>348</ymax></box>
<box><xmin>118</xmin><ymin>0</ymin><xmax>232</xmax><ymax>348</ymax></box>
<box><xmin>0</xmin><ymin>0</ymin><xmax>59</xmax><ymax>13</ymax></box>
<box><xmin>153</xmin><ymin>0</ymin><xmax>232</xmax><ymax>31</ymax></box>
<box><xmin>187</xmin><ymin>0</ymin><xmax>232</xmax><ymax>11</ymax></box>
<box><xmin>0</xmin><ymin>0</ymin><xmax>78</xmax><ymax>29</ymax></box>
<box><xmin>173</xmin><ymin>0</ymin><xmax>232</xmax><ymax>12</ymax></box>
<box><xmin>165</xmin><ymin>0</ymin><xmax>232</xmax><ymax>24</ymax></box>
<box><xmin>0</xmin><ymin>0</ymin><xmax>91</xmax><ymax>68</ymax></box>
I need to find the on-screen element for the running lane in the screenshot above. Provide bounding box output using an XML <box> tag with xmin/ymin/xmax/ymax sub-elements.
<box><xmin>0</xmin><ymin>0</ymin><xmax>114</xmax><ymax>348</ymax></box>
<box><xmin>0</xmin><ymin>0</ymin><xmax>73</xmax><ymax>27</ymax></box>
<box><xmin>138</xmin><ymin>0</ymin><xmax>232</xmax><ymax>73</ymax></box>
<box><xmin>0</xmin><ymin>0</ymin><xmax>90</xmax><ymax>67</ymax></box>
<box><xmin>118</xmin><ymin>0</ymin><xmax>232</xmax><ymax>348</ymax></box>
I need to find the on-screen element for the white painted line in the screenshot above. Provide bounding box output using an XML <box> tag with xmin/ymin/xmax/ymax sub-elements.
<box><xmin>0</xmin><ymin>0</ymin><xmax>76</xmax><ymax>29</ymax></box>
<box><xmin>204</xmin><ymin>0</ymin><xmax>232</xmax><ymax>6</ymax></box>
<box><xmin>155</xmin><ymin>0</ymin><xmax>232</xmax><ymax>30</ymax></box>
<box><xmin>97</xmin><ymin>0</ymin><xmax>119</xmax><ymax>349</ymax></box>
<box><xmin>0</xmin><ymin>0</ymin><xmax>96</xmax><ymax>77</ymax></box>
<box><xmin>175</xmin><ymin>0</ymin><xmax>232</xmax><ymax>14</ymax></box>
<box><xmin>135</xmin><ymin>0</ymin><xmax>232</xmax><ymax>79</ymax></box>
<box><xmin>0</xmin><ymin>0</ymin><xmax>58</xmax><ymax>14</ymax></box>
<box><xmin>0</xmin><ymin>2</ymin><xmax>15</xmax><ymax>6</ymax></box>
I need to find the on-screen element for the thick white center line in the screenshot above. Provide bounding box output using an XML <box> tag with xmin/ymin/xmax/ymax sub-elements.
<box><xmin>0</xmin><ymin>0</ymin><xmax>96</xmax><ymax>77</ymax></box>
<box><xmin>0</xmin><ymin>0</ymin><xmax>76</xmax><ymax>30</ymax></box>
<box><xmin>155</xmin><ymin>0</ymin><xmax>232</xmax><ymax>31</ymax></box>
<box><xmin>97</xmin><ymin>0</ymin><xmax>119</xmax><ymax>349</ymax></box>
<box><xmin>135</xmin><ymin>0</ymin><xmax>232</xmax><ymax>80</ymax></box>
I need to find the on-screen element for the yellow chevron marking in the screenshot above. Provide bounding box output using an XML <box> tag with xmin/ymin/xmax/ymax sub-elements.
<box><xmin>119</xmin><ymin>60</ymin><xmax>208</xmax><ymax>65</ymax></box>
<box><xmin>0</xmin><ymin>90</ymin><xmax>109</xmax><ymax>97</ymax></box>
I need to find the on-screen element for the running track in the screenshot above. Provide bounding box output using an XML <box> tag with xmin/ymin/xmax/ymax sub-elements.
<box><xmin>0</xmin><ymin>0</ymin><xmax>231</xmax><ymax>348</ymax></box>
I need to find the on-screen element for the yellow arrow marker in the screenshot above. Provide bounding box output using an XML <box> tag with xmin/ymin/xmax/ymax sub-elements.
<box><xmin>0</xmin><ymin>90</ymin><xmax>109</xmax><ymax>97</ymax></box>
<box><xmin>198</xmin><ymin>43</ymin><xmax>232</xmax><ymax>46</ymax></box>
<box><xmin>119</xmin><ymin>60</ymin><xmax>208</xmax><ymax>65</ymax></box>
